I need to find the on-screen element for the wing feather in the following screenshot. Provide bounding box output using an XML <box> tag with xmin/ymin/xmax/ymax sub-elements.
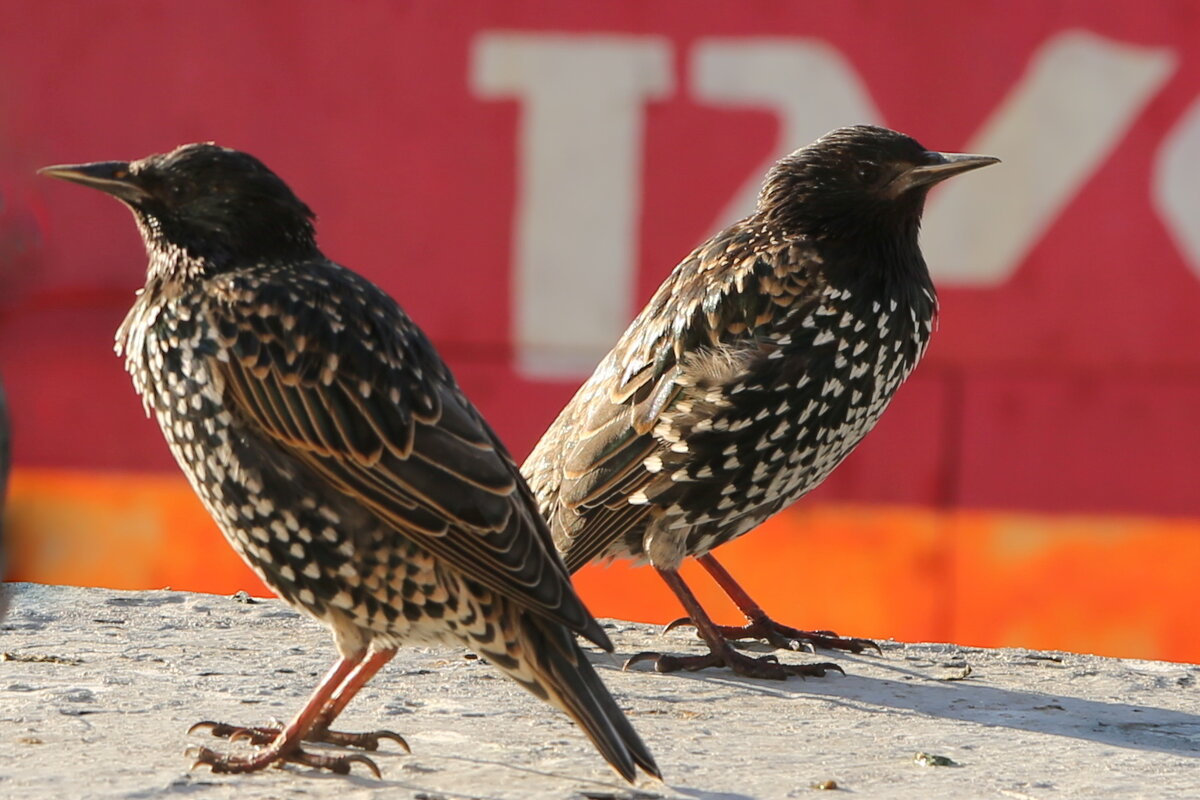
<box><xmin>205</xmin><ymin>263</ymin><xmax>601</xmax><ymax>642</ymax></box>
<box><xmin>526</xmin><ymin>226</ymin><xmax>819</xmax><ymax>571</ymax></box>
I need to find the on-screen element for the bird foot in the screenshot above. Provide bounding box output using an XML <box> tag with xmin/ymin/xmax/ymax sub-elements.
<box><xmin>665</xmin><ymin>615</ymin><xmax>879</xmax><ymax>654</ymax></box>
<box><xmin>623</xmin><ymin>642</ymin><xmax>843</xmax><ymax>680</ymax></box>
<box><xmin>189</xmin><ymin>720</ymin><xmax>409</xmax><ymax>752</ymax></box>
<box><xmin>308</xmin><ymin>726</ymin><xmax>409</xmax><ymax>752</ymax></box>
<box><xmin>190</xmin><ymin>743</ymin><xmax>382</xmax><ymax>778</ymax></box>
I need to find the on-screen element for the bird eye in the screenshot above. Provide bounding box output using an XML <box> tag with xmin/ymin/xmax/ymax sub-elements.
<box><xmin>856</xmin><ymin>163</ymin><xmax>881</xmax><ymax>185</ymax></box>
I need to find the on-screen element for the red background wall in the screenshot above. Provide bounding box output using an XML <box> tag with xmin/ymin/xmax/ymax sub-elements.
<box><xmin>3</xmin><ymin>1</ymin><xmax>1200</xmax><ymax>661</ymax></box>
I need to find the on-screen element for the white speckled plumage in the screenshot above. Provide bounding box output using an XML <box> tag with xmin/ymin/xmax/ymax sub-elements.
<box><xmin>523</xmin><ymin>126</ymin><xmax>997</xmax><ymax>678</ymax></box>
<box><xmin>44</xmin><ymin>142</ymin><xmax>658</xmax><ymax>781</ymax></box>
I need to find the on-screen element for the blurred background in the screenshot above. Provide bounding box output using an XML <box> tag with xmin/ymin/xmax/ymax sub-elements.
<box><xmin>2</xmin><ymin>1</ymin><xmax>1199</xmax><ymax>662</ymax></box>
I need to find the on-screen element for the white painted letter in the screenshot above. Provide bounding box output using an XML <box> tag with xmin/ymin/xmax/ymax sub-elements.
<box><xmin>693</xmin><ymin>32</ymin><xmax>1174</xmax><ymax>288</ymax></box>
<box><xmin>924</xmin><ymin>31</ymin><xmax>1174</xmax><ymax>285</ymax></box>
<box><xmin>472</xmin><ymin>33</ymin><xmax>672</xmax><ymax>377</ymax></box>
<box><xmin>691</xmin><ymin>38</ymin><xmax>883</xmax><ymax>229</ymax></box>
<box><xmin>1154</xmin><ymin>95</ymin><xmax>1200</xmax><ymax>280</ymax></box>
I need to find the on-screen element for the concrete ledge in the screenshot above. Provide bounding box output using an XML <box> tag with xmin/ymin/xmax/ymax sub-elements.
<box><xmin>1</xmin><ymin>582</ymin><xmax>1197</xmax><ymax>799</ymax></box>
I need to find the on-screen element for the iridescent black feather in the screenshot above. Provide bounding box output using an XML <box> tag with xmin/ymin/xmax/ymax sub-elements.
<box><xmin>41</xmin><ymin>143</ymin><xmax>658</xmax><ymax>780</ymax></box>
<box><xmin>524</xmin><ymin>126</ymin><xmax>997</xmax><ymax>678</ymax></box>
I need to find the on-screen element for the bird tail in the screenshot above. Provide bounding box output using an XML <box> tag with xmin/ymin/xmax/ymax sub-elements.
<box><xmin>480</xmin><ymin>607</ymin><xmax>661</xmax><ymax>783</ymax></box>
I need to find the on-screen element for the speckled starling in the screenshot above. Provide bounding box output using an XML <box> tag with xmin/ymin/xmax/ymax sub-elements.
<box><xmin>39</xmin><ymin>144</ymin><xmax>659</xmax><ymax>781</ymax></box>
<box><xmin>524</xmin><ymin>125</ymin><xmax>998</xmax><ymax>679</ymax></box>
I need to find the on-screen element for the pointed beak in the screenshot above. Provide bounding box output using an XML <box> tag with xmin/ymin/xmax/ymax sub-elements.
<box><xmin>38</xmin><ymin>160</ymin><xmax>151</xmax><ymax>204</ymax></box>
<box><xmin>889</xmin><ymin>151</ymin><xmax>1000</xmax><ymax>196</ymax></box>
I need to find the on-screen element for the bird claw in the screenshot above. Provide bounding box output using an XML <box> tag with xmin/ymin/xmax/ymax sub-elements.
<box><xmin>287</xmin><ymin>748</ymin><xmax>383</xmax><ymax>779</ymax></box>
<box><xmin>661</xmin><ymin>616</ymin><xmax>695</xmax><ymax>635</ymax></box>
<box><xmin>189</xmin><ymin>720</ymin><xmax>281</xmax><ymax>747</ymax></box>
<box><xmin>190</xmin><ymin>744</ymin><xmax>260</xmax><ymax>774</ymax></box>
<box><xmin>190</xmin><ymin>718</ymin><xmax>408</xmax><ymax>753</ymax></box>
<box><xmin>374</xmin><ymin>731</ymin><xmax>410</xmax><ymax>754</ymax></box>
<box><xmin>714</xmin><ymin>619</ymin><xmax>880</xmax><ymax>655</ymax></box>
<box><xmin>623</xmin><ymin>651</ymin><xmax>670</xmax><ymax>671</ymax></box>
<box><xmin>189</xmin><ymin>743</ymin><xmax>383</xmax><ymax>779</ymax></box>
<box><xmin>230</xmin><ymin>728</ymin><xmax>270</xmax><ymax>746</ymax></box>
<box><xmin>310</xmin><ymin>727</ymin><xmax>410</xmax><ymax>753</ymax></box>
<box><xmin>624</xmin><ymin>645</ymin><xmax>843</xmax><ymax>680</ymax></box>
<box><xmin>660</xmin><ymin>613</ymin><xmax>878</xmax><ymax>655</ymax></box>
<box><xmin>188</xmin><ymin>720</ymin><xmax>234</xmax><ymax>736</ymax></box>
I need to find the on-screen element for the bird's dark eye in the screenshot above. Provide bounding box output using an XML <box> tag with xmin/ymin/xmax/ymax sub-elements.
<box><xmin>856</xmin><ymin>163</ymin><xmax>881</xmax><ymax>185</ymax></box>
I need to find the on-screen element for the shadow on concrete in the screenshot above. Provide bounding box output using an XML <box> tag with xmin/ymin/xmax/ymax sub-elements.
<box><xmin>602</xmin><ymin>645</ymin><xmax>1200</xmax><ymax>760</ymax></box>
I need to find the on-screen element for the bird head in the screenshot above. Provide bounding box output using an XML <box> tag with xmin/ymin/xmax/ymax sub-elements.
<box><xmin>758</xmin><ymin>125</ymin><xmax>998</xmax><ymax>240</ymax></box>
<box><xmin>39</xmin><ymin>143</ymin><xmax>318</xmax><ymax>272</ymax></box>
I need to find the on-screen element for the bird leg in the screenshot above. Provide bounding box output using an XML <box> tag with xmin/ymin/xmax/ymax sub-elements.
<box><xmin>189</xmin><ymin>651</ymin><xmax>399</xmax><ymax>777</ymax></box>
<box><xmin>678</xmin><ymin>553</ymin><xmax>879</xmax><ymax>654</ymax></box>
<box><xmin>307</xmin><ymin>648</ymin><xmax>408</xmax><ymax>751</ymax></box>
<box><xmin>625</xmin><ymin>567</ymin><xmax>842</xmax><ymax>680</ymax></box>
<box><xmin>192</xmin><ymin>648</ymin><xmax>408</xmax><ymax>752</ymax></box>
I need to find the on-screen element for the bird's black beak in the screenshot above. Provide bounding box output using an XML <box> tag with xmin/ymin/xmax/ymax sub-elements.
<box><xmin>38</xmin><ymin>160</ymin><xmax>152</xmax><ymax>204</ymax></box>
<box><xmin>889</xmin><ymin>151</ymin><xmax>999</xmax><ymax>196</ymax></box>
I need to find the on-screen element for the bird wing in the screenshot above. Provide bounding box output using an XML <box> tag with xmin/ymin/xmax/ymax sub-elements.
<box><xmin>206</xmin><ymin>263</ymin><xmax>601</xmax><ymax>642</ymax></box>
<box><xmin>528</xmin><ymin>227</ymin><xmax>820</xmax><ymax>572</ymax></box>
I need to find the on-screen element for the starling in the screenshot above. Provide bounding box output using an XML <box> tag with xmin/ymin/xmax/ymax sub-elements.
<box><xmin>40</xmin><ymin>144</ymin><xmax>659</xmax><ymax>781</ymax></box>
<box><xmin>524</xmin><ymin>126</ymin><xmax>998</xmax><ymax>679</ymax></box>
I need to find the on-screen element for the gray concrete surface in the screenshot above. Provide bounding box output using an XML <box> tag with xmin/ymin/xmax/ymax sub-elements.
<box><xmin>0</xmin><ymin>582</ymin><xmax>1197</xmax><ymax>799</ymax></box>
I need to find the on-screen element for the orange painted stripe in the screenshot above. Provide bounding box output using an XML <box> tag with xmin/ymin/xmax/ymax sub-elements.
<box><xmin>5</xmin><ymin>467</ymin><xmax>266</xmax><ymax>596</ymax></box>
<box><xmin>578</xmin><ymin>507</ymin><xmax>1200</xmax><ymax>664</ymax></box>
<box><xmin>574</xmin><ymin>505</ymin><xmax>951</xmax><ymax>646</ymax></box>
<box><xmin>949</xmin><ymin>511</ymin><xmax>1200</xmax><ymax>664</ymax></box>
<box><xmin>6</xmin><ymin>467</ymin><xmax>1199</xmax><ymax>662</ymax></box>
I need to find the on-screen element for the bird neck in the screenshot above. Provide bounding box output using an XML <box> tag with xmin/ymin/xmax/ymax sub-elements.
<box><xmin>143</xmin><ymin>239</ymin><xmax>212</xmax><ymax>284</ymax></box>
<box><xmin>138</xmin><ymin>223</ymin><xmax>320</xmax><ymax>284</ymax></box>
<box><xmin>818</xmin><ymin>223</ymin><xmax>936</xmax><ymax>312</ymax></box>
<box><xmin>132</xmin><ymin>205</ymin><xmax>320</xmax><ymax>282</ymax></box>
